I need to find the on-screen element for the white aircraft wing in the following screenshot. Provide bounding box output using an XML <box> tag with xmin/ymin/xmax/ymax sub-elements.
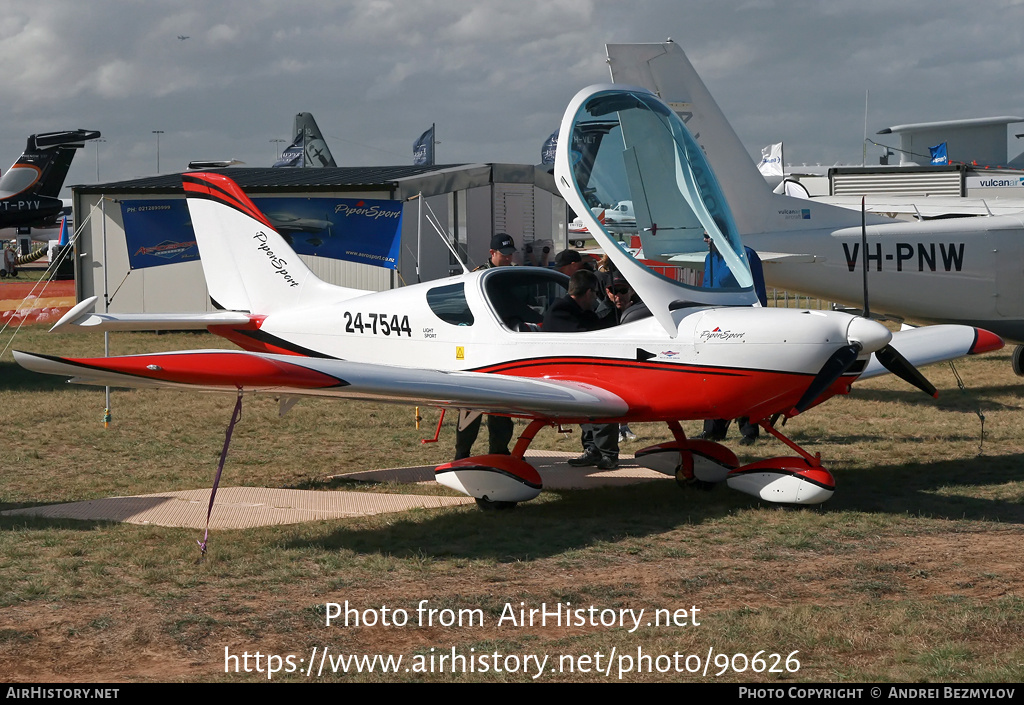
<box><xmin>665</xmin><ymin>251</ymin><xmax>821</xmax><ymax>266</ymax></box>
<box><xmin>858</xmin><ymin>324</ymin><xmax>1001</xmax><ymax>380</ymax></box>
<box><xmin>819</xmin><ymin>195</ymin><xmax>1024</xmax><ymax>219</ymax></box>
<box><xmin>13</xmin><ymin>349</ymin><xmax>629</xmax><ymax>419</ymax></box>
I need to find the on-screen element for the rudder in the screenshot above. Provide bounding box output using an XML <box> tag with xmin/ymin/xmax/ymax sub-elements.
<box><xmin>183</xmin><ymin>172</ymin><xmax>349</xmax><ymax>314</ymax></box>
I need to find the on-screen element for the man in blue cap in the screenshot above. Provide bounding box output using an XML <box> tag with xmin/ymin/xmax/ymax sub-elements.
<box><xmin>455</xmin><ymin>233</ymin><xmax>518</xmax><ymax>460</ymax></box>
<box><xmin>477</xmin><ymin>232</ymin><xmax>516</xmax><ymax>269</ymax></box>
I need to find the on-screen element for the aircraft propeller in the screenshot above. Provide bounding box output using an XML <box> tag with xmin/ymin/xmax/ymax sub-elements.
<box><xmin>792</xmin><ymin>199</ymin><xmax>937</xmax><ymax>414</ymax></box>
<box><xmin>856</xmin><ymin>196</ymin><xmax>938</xmax><ymax>398</ymax></box>
<box><xmin>793</xmin><ymin>343</ymin><xmax>860</xmax><ymax>414</ymax></box>
<box><xmin>874</xmin><ymin>344</ymin><xmax>938</xmax><ymax>398</ymax></box>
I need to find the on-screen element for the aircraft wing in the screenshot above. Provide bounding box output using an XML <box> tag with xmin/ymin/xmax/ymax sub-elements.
<box><xmin>13</xmin><ymin>350</ymin><xmax>629</xmax><ymax>419</ymax></box>
<box><xmin>858</xmin><ymin>325</ymin><xmax>1003</xmax><ymax>380</ymax></box>
<box><xmin>819</xmin><ymin>195</ymin><xmax>1024</xmax><ymax>219</ymax></box>
<box><xmin>665</xmin><ymin>251</ymin><xmax>821</xmax><ymax>266</ymax></box>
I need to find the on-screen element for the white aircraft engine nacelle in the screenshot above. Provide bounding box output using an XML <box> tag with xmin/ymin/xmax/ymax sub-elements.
<box><xmin>434</xmin><ymin>455</ymin><xmax>543</xmax><ymax>503</ymax></box>
<box><xmin>726</xmin><ymin>460</ymin><xmax>835</xmax><ymax>504</ymax></box>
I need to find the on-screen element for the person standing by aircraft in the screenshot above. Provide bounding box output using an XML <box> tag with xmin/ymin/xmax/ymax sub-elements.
<box><xmin>479</xmin><ymin>233</ymin><xmax>516</xmax><ymax>269</ymax></box>
<box><xmin>553</xmin><ymin>249</ymin><xmax>584</xmax><ymax>277</ymax></box>
<box><xmin>702</xmin><ymin>231</ymin><xmax>767</xmax><ymax>302</ymax></box>
<box><xmin>701</xmin><ymin>231</ymin><xmax>767</xmax><ymax>445</ymax></box>
<box><xmin>566</xmin><ymin>272</ymin><xmax>640</xmax><ymax>469</ymax></box>
<box><xmin>543</xmin><ymin>269</ymin><xmax>602</xmax><ymax>332</ymax></box>
<box><xmin>2</xmin><ymin>241</ymin><xmax>18</xmax><ymax>278</ymax></box>
<box><xmin>453</xmin><ymin>233</ymin><xmax>519</xmax><ymax>460</ymax></box>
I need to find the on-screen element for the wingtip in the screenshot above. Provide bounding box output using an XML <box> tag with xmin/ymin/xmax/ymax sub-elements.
<box><xmin>969</xmin><ymin>328</ymin><xmax>1004</xmax><ymax>355</ymax></box>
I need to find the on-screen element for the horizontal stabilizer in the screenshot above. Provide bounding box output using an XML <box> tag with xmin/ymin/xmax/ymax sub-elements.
<box><xmin>50</xmin><ymin>296</ymin><xmax>251</xmax><ymax>332</ymax></box>
<box><xmin>30</xmin><ymin>130</ymin><xmax>101</xmax><ymax>150</ymax></box>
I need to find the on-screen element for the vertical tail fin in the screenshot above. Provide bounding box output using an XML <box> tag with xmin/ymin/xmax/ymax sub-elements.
<box><xmin>271</xmin><ymin>112</ymin><xmax>336</xmax><ymax>167</ymax></box>
<box><xmin>607</xmin><ymin>41</ymin><xmax>776</xmax><ymax>235</ymax></box>
<box><xmin>35</xmin><ymin>145</ymin><xmax>79</xmax><ymax>199</ymax></box>
<box><xmin>183</xmin><ymin>172</ymin><xmax>356</xmax><ymax>313</ymax></box>
<box><xmin>606</xmin><ymin>41</ymin><xmax>872</xmax><ymax>236</ymax></box>
<box><xmin>295</xmin><ymin>112</ymin><xmax>336</xmax><ymax>167</ymax></box>
<box><xmin>0</xmin><ymin>129</ymin><xmax>100</xmax><ymax>228</ymax></box>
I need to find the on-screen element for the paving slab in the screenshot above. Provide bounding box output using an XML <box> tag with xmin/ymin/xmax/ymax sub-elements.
<box><xmin>1</xmin><ymin>450</ymin><xmax>668</xmax><ymax>528</ymax></box>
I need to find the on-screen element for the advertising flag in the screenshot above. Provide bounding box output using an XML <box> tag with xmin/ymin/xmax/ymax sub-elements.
<box><xmin>541</xmin><ymin>130</ymin><xmax>558</xmax><ymax>165</ymax></box>
<box><xmin>273</xmin><ymin>135</ymin><xmax>305</xmax><ymax>168</ymax></box>
<box><xmin>757</xmin><ymin>143</ymin><xmax>784</xmax><ymax>177</ymax></box>
<box><xmin>930</xmin><ymin>142</ymin><xmax>948</xmax><ymax>165</ymax></box>
<box><xmin>413</xmin><ymin>125</ymin><xmax>435</xmax><ymax>166</ymax></box>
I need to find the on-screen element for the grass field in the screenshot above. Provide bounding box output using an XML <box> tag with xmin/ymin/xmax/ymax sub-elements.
<box><xmin>1</xmin><ymin>324</ymin><xmax>1022</xmax><ymax>683</ymax></box>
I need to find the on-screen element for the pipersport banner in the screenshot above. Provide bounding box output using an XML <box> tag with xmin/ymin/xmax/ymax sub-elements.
<box><xmin>413</xmin><ymin>125</ymin><xmax>435</xmax><ymax>166</ymax></box>
<box><xmin>541</xmin><ymin>130</ymin><xmax>558</xmax><ymax>165</ymax></box>
<box><xmin>272</xmin><ymin>137</ymin><xmax>305</xmax><ymax>167</ymax></box>
<box><xmin>120</xmin><ymin>196</ymin><xmax>404</xmax><ymax>270</ymax></box>
<box><xmin>929</xmin><ymin>142</ymin><xmax>948</xmax><ymax>166</ymax></box>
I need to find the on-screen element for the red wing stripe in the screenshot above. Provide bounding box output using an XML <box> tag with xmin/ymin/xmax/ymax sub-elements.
<box><xmin>473</xmin><ymin>356</ymin><xmax>800</xmax><ymax>378</ymax></box>
<box><xmin>46</xmin><ymin>352</ymin><xmax>346</xmax><ymax>389</ymax></box>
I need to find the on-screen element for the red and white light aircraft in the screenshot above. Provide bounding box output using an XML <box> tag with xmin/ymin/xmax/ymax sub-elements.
<box><xmin>15</xmin><ymin>86</ymin><xmax>1003</xmax><ymax>508</ymax></box>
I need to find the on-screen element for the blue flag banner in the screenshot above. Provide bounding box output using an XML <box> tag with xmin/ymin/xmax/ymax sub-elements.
<box><xmin>56</xmin><ymin>215</ymin><xmax>70</xmax><ymax>247</ymax></box>
<box><xmin>120</xmin><ymin>196</ymin><xmax>404</xmax><ymax>270</ymax></box>
<box><xmin>413</xmin><ymin>125</ymin><xmax>434</xmax><ymax>165</ymax></box>
<box><xmin>273</xmin><ymin>134</ymin><xmax>305</xmax><ymax>167</ymax></box>
<box><xmin>121</xmin><ymin>199</ymin><xmax>199</xmax><ymax>269</ymax></box>
<box><xmin>541</xmin><ymin>130</ymin><xmax>558</xmax><ymax>165</ymax></box>
<box><xmin>930</xmin><ymin>142</ymin><xmax>948</xmax><ymax>165</ymax></box>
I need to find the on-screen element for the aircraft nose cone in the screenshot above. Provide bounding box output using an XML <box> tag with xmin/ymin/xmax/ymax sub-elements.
<box><xmin>846</xmin><ymin>316</ymin><xmax>892</xmax><ymax>353</ymax></box>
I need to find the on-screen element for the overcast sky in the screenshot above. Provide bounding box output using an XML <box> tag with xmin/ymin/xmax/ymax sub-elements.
<box><xmin>3</xmin><ymin>0</ymin><xmax>1023</xmax><ymax>196</ymax></box>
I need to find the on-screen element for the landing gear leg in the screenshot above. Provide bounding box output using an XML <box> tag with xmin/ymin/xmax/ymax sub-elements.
<box><xmin>633</xmin><ymin>421</ymin><xmax>738</xmax><ymax>489</ymax></box>
<box><xmin>757</xmin><ymin>419</ymin><xmax>822</xmax><ymax>467</ymax></box>
<box><xmin>666</xmin><ymin>421</ymin><xmax>696</xmax><ymax>487</ymax></box>
<box><xmin>511</xmin><ymin>419</ymin><xmax>548</xmax><ymax>459</ymax></box>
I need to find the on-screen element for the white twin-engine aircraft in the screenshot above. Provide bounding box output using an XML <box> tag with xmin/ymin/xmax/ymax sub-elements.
<box><xmin>15</xmin><ymin>85</ymin><xmax>1002</xmax><ymax>509</ymax></box>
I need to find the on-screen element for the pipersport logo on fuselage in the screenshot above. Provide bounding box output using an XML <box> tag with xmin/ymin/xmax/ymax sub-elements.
<box><xmin>334</xmin><ymin>201</ymin><xmax>401</xmax><ymax>220</ymax></box>
<box><xmin>699</xmin><ymin>327</ymin><xmax>745</xmax><ymax>342</ymax></box>
<box><xmin>253</xmin><ymin>231</ymin><xmax>300</xmax><ymax>287</ymax></box>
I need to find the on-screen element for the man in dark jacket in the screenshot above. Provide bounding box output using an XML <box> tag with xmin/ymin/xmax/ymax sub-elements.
<box><xmin>542</xmin><ymin>269</ymin><xmax>601</xmax><ymax>332</ymax></box>
<box><xmin>558</xmin><ymin>271</ymin><xmax>634</xmax><ymax>470</ymax></box>
<box><xmin>701</xmin><ymin>232</ymin><xmax>767</xmax><ymax>445</ymax></box>
<box><xmin>553</xmin><ymin>249</ymin><xmax>585</xmax><ymax>277</ymax></box>
<box><xmin>454</xmin><ymin>233</ymin><xmax>518</xmax><ymax>460</ymax></box>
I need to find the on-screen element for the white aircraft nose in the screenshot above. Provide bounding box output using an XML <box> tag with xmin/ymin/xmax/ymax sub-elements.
<box><xmin>846</xmin><ymin>316</ymin><xmax>892</xmax><ymax>353</ymax></box>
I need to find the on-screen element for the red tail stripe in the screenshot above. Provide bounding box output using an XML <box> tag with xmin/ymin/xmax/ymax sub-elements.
<box><xmin>183</xmin><ymin>172</ymin><xmax>275</xmax><ymax>230</ymax></box>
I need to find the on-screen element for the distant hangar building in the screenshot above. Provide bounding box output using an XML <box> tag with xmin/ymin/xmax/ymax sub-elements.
<box><xmin>71</xmin><ymin>163</ymin><xmax>568</xmax><ymax>313</ymax></box>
